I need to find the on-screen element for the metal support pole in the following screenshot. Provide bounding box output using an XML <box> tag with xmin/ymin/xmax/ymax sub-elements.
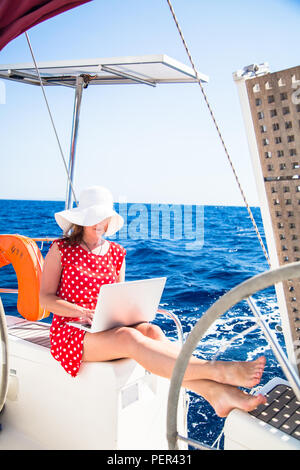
<box><xmin>247</xmin><ymin>296</ymin><xmax>300</xmax><ymax>401</ymax></box>
<box><xmin>65</xmin><ymin>76</ymin><xmax>84</xmax><ymax>210</ymax></box>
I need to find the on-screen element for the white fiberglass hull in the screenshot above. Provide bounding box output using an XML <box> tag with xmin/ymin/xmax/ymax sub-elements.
<box><xmin>1</xmin><ymin>316</ymin><xmax>187</xmax><ymax>450</ymax></box>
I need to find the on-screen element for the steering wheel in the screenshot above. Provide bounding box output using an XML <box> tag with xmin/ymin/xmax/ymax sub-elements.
<box><xmin>167</xmin><ymin>261</ymin><xmax>300</xmax><ymax>450</ymax></box>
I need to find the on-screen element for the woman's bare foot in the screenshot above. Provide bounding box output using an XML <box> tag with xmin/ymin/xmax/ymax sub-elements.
<box><xmin>207</xmin><ymin>382</ymin><xmax>267</xmax><ymax>418</ymax></box>
<box><xmin>211</xmin><ymin>356</ymin><xmax>266</xmax><ymax>389</ymax></box>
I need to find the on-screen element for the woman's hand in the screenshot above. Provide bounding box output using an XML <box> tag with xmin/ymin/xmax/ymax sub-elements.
<box><xmin>77</xmin><ymin>307</ymin><xmax>95</xmax><ymax>325</ymax></box>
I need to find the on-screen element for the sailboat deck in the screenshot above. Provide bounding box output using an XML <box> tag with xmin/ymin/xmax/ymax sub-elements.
<box><xmin>250</xmin><ymin>383</ymin><xmax>300</xmax><ymax>441</ymax></box>
<box><xmin>7</xmin><ymin>318</ymin><xmax>51</xmax><ymax>349</ymax></box>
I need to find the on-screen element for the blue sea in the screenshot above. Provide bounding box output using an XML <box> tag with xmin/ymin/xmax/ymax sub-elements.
<box><xmin>0</xmin><ymin>199</ymin><xmax>286</xmax><ymax>449</ymax></box>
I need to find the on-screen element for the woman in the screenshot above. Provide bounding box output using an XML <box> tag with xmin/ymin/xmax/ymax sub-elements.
<box><xmin>40</xmin><ymin>185</ymin><xmax>266</xmax><ymax>418</ymax></box>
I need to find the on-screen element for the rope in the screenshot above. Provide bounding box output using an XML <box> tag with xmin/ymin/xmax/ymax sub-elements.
<box><xmin>165</xmin><ymin>0</ymin><xmax>271</xmax><ymax>267</ymax></box>
<box><xmin>24</xmin><ymin>32</ymin><xmax>78</xmax><ymax>207</ymax></box>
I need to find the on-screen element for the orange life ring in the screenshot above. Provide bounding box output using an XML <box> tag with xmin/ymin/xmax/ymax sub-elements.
<box><xmin>0</xmin><ymin>234</ymin><xmax>50</xmax><ymax>321</ymax></box>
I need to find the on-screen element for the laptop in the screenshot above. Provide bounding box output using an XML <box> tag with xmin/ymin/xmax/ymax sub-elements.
<box><xmin>67</xmin><ymin>277</ymin><xmax>167</xmax><ymax>333</ymax></box>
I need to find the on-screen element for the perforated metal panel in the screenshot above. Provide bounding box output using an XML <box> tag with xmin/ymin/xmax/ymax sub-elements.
<box><xmin>246</xmin><ymin>66</ymin><xmax>300</xmax><ymax>374</ymax></box>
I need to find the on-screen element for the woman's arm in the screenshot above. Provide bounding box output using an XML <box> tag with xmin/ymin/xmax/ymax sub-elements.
<box><xmin>40</xmin><ymin>243</ymin><xmax>94</xmax><ymax>323</ymax></box>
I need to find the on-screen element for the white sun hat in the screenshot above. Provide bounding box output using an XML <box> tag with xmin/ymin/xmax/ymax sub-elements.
<box><xmin>54</xmin><ymin>186</ymin><xmax>124</xmax><ymax>236</ymax></box>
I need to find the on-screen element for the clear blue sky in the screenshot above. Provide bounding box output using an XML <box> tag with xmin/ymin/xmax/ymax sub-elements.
<box><xmin>0</xmin><ymin>0</ymin><xmax>299</xmax><ymax>205</ymax></box>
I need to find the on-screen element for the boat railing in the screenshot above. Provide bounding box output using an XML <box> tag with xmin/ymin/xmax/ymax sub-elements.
<box><xmin>156</xmin><ymin>306</ymin><xmax>190</xmax><ymax>448</ymax></box>
<box><xmin>156</xmin><ymin>307</ymin><xmax>184</xmax><ymax>345</ymax></box>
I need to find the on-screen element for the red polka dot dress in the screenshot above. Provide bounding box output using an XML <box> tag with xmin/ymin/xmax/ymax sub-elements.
<box><xmin>49</xmin><ymin>239</ymin><xmax>126</xmax><ymax>377</ymax></box>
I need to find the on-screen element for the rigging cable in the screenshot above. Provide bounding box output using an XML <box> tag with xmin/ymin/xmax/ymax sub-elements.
<box><xmin>166</xmin><ymin>0</ymin><xmax>271</xmax><ymax>267</ymax></box>
<box><xmin>24</xmin><ymin>32</ymin><xmax>78</xmax><ymax>207</ymax></box>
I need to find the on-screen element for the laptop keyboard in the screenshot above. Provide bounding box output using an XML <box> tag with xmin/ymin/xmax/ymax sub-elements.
<box><xmin>250</xmin><ymin>384</ymin><xmax>300</xmax><ymax>441</ymax></box>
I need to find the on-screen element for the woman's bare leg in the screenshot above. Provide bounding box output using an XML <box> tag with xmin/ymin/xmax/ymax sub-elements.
<box><xmin>82</xmin><ymin>325</ymin><xmax>265</xmax><ymax>389</ymax></box>
<box><xmin>182</xmin><ymin>379</ymin><xmax>266</xmax><ymax>418</ymax></box>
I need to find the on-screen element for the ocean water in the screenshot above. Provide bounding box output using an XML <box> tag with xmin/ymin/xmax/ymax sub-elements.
<box><xmin>0</xmin><ymin>199</ymin><xmax>286</xmax><ymax>448</ymax></box>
